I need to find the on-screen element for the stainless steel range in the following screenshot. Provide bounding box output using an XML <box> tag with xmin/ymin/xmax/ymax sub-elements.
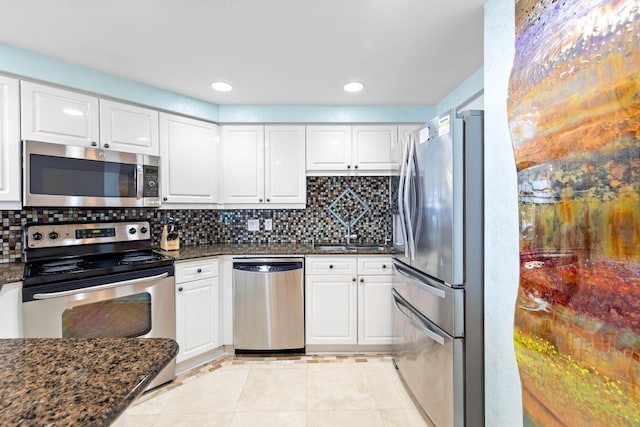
<box><xmin>22</xmin><ymin>220</ymin><xmax>176</xmax><ymax>389</ymax></box>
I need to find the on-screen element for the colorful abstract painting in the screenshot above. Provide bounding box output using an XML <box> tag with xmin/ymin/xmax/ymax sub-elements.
<box><xmin>508</xmin><ymin>0</ymin><xmax>640</xmax><ymax>425</ymax></box>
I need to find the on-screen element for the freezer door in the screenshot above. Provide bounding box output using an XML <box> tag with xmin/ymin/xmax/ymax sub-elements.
<box><xmin>411</xmin><ymin>111</ymin><xmax>463</xmax><ymax>285</ymax></box>
<box><xmin>392</xmin><ymin>289</ymin><xmax>464</xmax><ymax>427</ymax></box>
<box><xmin>392</xmin><ymin>259</ymin><xmax>464</xmax><ymax>338</ymax></box>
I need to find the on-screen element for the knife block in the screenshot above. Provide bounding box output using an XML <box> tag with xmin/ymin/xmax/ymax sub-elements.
<box><xmin>160</xmin><ymin>225</ymin><xmax>180</xmax><ymax>251</ymax></box>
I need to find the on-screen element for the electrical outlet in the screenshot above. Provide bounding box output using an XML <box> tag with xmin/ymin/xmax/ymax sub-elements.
<box><xmin>264</xmin><ymin>219</ymin><xmax>273</xmax><ymax>231</ymax></box>
<box><xmin>247</xmin><ymin>219</ymin><xmax>259</xmax><ymax>231</ymax></box>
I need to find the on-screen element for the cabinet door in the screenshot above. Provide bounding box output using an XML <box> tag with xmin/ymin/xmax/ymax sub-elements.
<box><xmin>305</xmin><ymin>275</ymin><xmax>357</xmax><ymax>345</ymax></box>
<box><xmin>159</xmin><ymin>113</ymin><xmax>218</xmax><ymax>205</ymax></box>
<box><xmin>352</xmin><ymin>125</ymin><xmax>399</xmax><ymax>172</ymax></box>
<box><xmin>20</xmin><ymin>81</ymin><xmax>99</xmax><ymax>146</ymax></box>
<box><xmin>357</xmin><ymin>275</ymin><xmax>393</xmax><ymax>345</ymax></box>
<box><xmin>264</xmin><ymin>125</ymin><xmax>306</xmax><ymax>204</ymax></box>
<box><xmin>99</xmin><ymin>99</ymin><xmax>159</xmax><ymax>155</ymax></box>
<box><xmin>0</xmin><ymin>76</ymin><xmax>20</xmax><ymax>208</ymax></box>
<box><xmin>0</xmin><ymin>281</ymin><xmax>22</xmax><ymax>338</ymax></box>
<box><xmin>221</xmin><ymin>125</ymin><xmax>264</xmax><ymax>204</ymax></box>
<box><xmin>175</xmin><ymin>277</ymin><xmax>220</xmax><ymax>363</ymax></box>
<box><xmin>305</xmin><ymin>125</ymin><xmax>352</xmax><ymax>173</ymax></box>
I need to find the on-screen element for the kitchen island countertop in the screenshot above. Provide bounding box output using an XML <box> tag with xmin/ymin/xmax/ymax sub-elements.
<box><xmin>0</xmin><ymin>338</ymin><xmax>178</xmax><ymax>427</ymax></box>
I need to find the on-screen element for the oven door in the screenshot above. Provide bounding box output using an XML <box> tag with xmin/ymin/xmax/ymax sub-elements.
<box><xmin>23</xmin><ymin>140</ymin><xmax>160</xmax><ymax>207</ymax></box>
<box><xmin>23</xmin><ymin>267</ymin><xmax>176</xmax><ymax>388</ymax></box>
<box><xmin>392</xmin><ymin>288</ymin><xmax>464</xmax><ymax>427</ymax></box>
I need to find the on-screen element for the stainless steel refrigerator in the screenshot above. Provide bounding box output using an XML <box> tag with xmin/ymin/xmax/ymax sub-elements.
<box><xmin>392</xmin><ymin>110</ymin><xmax>484</xmax><ymax>427</ymax></box>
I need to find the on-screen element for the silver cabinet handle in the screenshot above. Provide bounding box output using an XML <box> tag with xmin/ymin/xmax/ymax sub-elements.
<box><xmin>33</xmin><ymin>272</ymin><xmax>169</xmax><ymax>300</ymax></box>
<box><xmin>392</xmin><ymin>290</ymin><xmax>445</xmax><ymax>346</ymax></box>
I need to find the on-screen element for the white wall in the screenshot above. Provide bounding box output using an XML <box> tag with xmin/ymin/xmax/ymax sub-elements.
<box><xmin>484</xmin><ymin>0</ymin><xmax>523</xmax><ymax>426</ymax></box>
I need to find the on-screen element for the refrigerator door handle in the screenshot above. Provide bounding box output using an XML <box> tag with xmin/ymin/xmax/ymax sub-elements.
<box><xmin>397</xmin><ymin>135</ymin><xmax>410</xmax><ymax>259</ymax></box>
<box><xmin>393</xmin><ymin>262</ymin><xmax>446</xmax><ymax>299</ymax></box>
<box><xmin>404</xmin><ymin>137</ymin><xmax>417</xmax><ymax>259</ymax></box>
<box><xmin>392</xmin><ymin>289</ymin><xmax>445</xmax><ymax>346</ymax></box>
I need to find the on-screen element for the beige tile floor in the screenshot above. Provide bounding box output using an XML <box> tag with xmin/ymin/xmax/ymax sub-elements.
<box><xmin>128</xmin><ymin>354</ymin><xmax>430</xmax><ymax>427</ymax></box>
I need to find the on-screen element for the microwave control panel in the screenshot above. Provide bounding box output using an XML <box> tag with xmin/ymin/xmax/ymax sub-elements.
<box><xmin>143</xmin><ymin>166</ymin><xmax>159</xmax><ymax>198</ymax></box>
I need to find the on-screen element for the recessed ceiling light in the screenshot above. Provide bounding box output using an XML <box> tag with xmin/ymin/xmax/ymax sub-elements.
<box><xmin>343</xmin><ymin>82</ymin><xmax>364</xmax><ymax>93</ymax></box>
<box><xmin>210</xmin><ymin>81</ymin><xmax>232</xmax><ymax>92</ymax></box>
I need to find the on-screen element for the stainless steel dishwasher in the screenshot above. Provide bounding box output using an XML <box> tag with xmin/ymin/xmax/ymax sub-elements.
<box><xmin>233</xmin><ymin>257</ymin><xmax>304</xmax><ymax>353</ymax></box>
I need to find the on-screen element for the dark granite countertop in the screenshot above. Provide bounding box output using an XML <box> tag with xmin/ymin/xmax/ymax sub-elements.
<box><xmin>0</xmin><ymin>243</ymin><xmax>395</xmax><ymax>288</ymax></box>
<box><xmin>0</xmin><ymin>338</ymin><xmax>178</xmax><ymax>427</ymax></box>
<box><xmin>158</xmin><ymin>242</ymin><xmax>396</xmax><ymax>261</ymax></box>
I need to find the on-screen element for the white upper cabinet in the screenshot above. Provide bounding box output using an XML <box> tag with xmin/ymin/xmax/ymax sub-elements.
<box><xmin>0</xmin><ymin>75</ymin><xmax>21</xmax><ymax>209</ymax></box>
<box><xmin>352</xmin><ymin>125</ymin><xmax>399</xmax><ymax>172</ymax></box>
<box><xmin>221</xmin><ymin>125</ymin><xmax>264</xmax><ymax>205</ymax></box>
<box><xmin>159</xmin><ymin>113</ymin><xmax>219</xmax><ymax>206</ymax></box>
<box><xmin>222</xmin><ymin>125</ymin><xmax>305</xmax><ymax>208</ymax></box>
<box><xmin>305</xmin><ymin>125</ymin><xmax>351</xmax><ymax>172</ymax></box>
<box><xmin>265</xmin><ymin>125</ymin><xmax>306</xmax><ymax>204</ymax></box>
<box><xmin>306</xmin><ymin>124</ymin><xmax>400</xmax><ymax>175</ymax></box>
<box><xmin>99</xmin><ymin>99</ymin><xmax>159</xmax><ymax>155</ymax></box>
<box><xmin>21</xmin><ymin>81</ymin><xmax>99</xmax><ymax>147</ymax></box>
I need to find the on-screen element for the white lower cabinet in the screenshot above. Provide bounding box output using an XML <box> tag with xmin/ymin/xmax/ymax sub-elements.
<box><xmin>305</xmin><ymin>256</ymin><xmax>393</xmax><ymax>347</ymax></box>
<box><xmin>306</xmin><ymin>274</ymin><xmax>358</xmax><ymax>345</ymax></box>
<box><xmin>0</xmin><ymin>281</ymin><xmax>22</xmax><ymax>338</ymax></box>
<box><xmin>175</xmin><ymin>258</ymin><xmax>220</xmax><ymax>363</ymax></box>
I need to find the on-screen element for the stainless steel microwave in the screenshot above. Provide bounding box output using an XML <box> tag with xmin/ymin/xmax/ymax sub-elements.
<box><xmin>23</xmin><ymin>140</ymin><xmax>160</xmax><ymax>208</ymax></box>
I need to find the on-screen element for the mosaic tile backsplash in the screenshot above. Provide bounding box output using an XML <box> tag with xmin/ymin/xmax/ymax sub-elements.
<box><xmin>0</xmin><ymin>176</ymin><xmax>393</xmax><ymax>263</ymax></box>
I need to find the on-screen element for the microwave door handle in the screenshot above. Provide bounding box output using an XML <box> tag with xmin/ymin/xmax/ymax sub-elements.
<box><xmin>32</xmin><ymin>272</ymin><xmax>169</xmax><ymax>300</ymax></box>
<box><xmin>136</xmin><ymin>165</ymin><xmax>144</xmax><ymax>199</ymax></box>
<box><xmin>392</xmin><ymin>290</ymin><xmax>445</xmax><ymax>346</ymax></box>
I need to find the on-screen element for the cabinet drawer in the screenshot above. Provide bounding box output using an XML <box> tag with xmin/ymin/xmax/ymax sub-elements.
<box><xmin>305</xmin><ymin>256</ymin><xmax>357</xmax><ymax>275</ymax></box>
<box><xmin>357</xmin><ymin>256</ymin><xmax>393</xmax><ymax>275</ymax></box>
<box><xmin>175</xmin><ymin>257</ymin><xmax>219</xmax><ymax>283</ymax></box>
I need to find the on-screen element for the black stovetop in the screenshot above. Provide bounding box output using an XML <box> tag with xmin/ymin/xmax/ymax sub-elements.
<box><xmin>23</xmin><ymin>250</ymin><xmax>174</xmax><ymax>287</ymax></box>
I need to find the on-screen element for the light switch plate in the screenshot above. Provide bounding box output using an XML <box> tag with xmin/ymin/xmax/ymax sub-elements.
<box><xmin>264</xmin><ymin>219</ymin><xmax>273</xmax><ymax>231</ymax></box>
<box><xmin>247</xmin><ymin>219</ymin><xmax>259</xmax><ymax>231</ymax></box>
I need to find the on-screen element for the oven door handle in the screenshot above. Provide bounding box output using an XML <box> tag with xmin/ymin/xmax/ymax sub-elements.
<box><xmin>32</xmin><ymin>272</ymin><xmax>170</xmax><ymax>300</ymax></box>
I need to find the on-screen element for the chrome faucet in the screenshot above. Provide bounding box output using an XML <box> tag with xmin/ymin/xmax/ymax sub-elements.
<box><xmin>345</xmin><ymin>214</ymin><xmax>358</xmax><ymax>245</ymax></box>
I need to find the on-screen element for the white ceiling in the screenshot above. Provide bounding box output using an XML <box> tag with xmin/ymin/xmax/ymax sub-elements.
<box><xmin>0</xmin><ymin>0</ymin><xmax>484</xmax><ymax>106</ymax></box>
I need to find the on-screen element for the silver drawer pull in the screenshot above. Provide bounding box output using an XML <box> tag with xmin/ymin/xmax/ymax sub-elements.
<box><xmin>392</xmin><ymin>290</ymin><xmax>445</xmax><ymax>346</ymax></box>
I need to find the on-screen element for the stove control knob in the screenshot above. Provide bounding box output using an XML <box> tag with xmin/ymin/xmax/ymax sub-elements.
<box><xmin>140</xmin><ymin>227</ymin><xmax>148</xmax><ymax>234</ymax></box>
<box><xmin>32</xmin><ymin>232</ymin><xmax>43</xmax><ymax>241</ymax></box>
<box><xmin>129</xmin><ymin>227</ymin><xmax>137</xmax><ymax>235</ymax></box>
<box><xmin>48</xmin><ymin>231</ymin><xmax>59</xmax><ymax>240</ymax></box>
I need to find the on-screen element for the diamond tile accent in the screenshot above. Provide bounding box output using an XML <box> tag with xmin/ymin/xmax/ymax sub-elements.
<box><xmin>327</xmin><ymin>189</ymin><xmax>370</xmax><ymax>228</ymax></box>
